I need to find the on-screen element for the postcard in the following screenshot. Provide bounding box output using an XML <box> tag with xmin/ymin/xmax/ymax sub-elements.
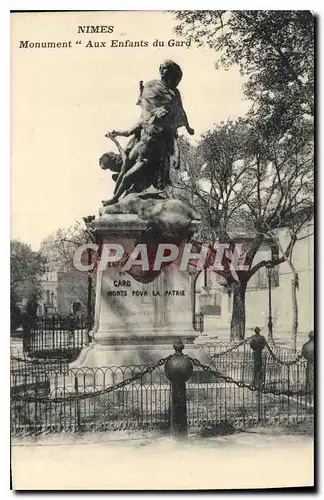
<box><xmin>10</xmin><ymin>10</ymin><xmax>314</xmax><ymax>490</ymax></box>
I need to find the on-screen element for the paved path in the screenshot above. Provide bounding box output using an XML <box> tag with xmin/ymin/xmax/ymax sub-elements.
<box><xmin>12</xmin><ymin>432</ymin><xmax>314</xmax><ymax>490</ymax></box>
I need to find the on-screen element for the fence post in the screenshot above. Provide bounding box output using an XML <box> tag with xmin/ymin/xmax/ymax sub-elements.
<box><xmin>34</xmin><ymin>383</ymin><xmax>39</xmax><ymax>434</ymax></box>
<box><xmin>52</xmin><ymin>315</ymin><xmax>55</xmax><ymax>351</ymax></box>
<box><xmin>70</xmin><ymin>315</ymin><xmax>76</xmax><ymax>349</ymax></box>
<box><xmin>74</xmin><ymin>375</ymin><xmax>81</xmax><ymax>432</ymax></box>
<box><xmin>164</xmin><ymin>339</ymin><xmax>193</xmax><ymax>438</ymax></box>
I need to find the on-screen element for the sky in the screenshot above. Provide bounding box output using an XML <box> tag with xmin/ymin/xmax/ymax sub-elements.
<box><xmin>11</xmin><ymin>11</ymin><xmax>251</xmax><ymax>250</ymax></box>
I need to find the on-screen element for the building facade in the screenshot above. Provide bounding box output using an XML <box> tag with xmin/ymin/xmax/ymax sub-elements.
<box><xmin>37</xmin><ymin>266</ymin><xmax>58</xmax><ymax>316</ymax></box>
<box><xmin>37</xmin><ymin>265</ymin><xmax>89</xmax><ymax>316</ymax></box>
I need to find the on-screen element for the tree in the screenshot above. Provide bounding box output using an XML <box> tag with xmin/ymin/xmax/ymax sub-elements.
<box><xmin>40</xmin><ymin>220</ymin><xmax>96</xmax><ymax>318</ymax></box>
<box><xmin>263</xmin><ymin>219</ymin><xmax>314</xmax><ymax>351</ymax></box>
<box><xmin>173</xmin><ymin>10</ymin><xmax>314</xmax><ymax>132</ymax></box>
<box><xmin>171</xmin><ymin>10</ymin><xmax>314</xmax><ymax>341</ymax></box>
<box><xmin>10</xmin><ymin>240</ymin><xmax>46</xmax><ymax>330</ymax></box>
<box><xmin>174</xmin><ymin>117</ymin><xmax>314</xmax><ymax>340</ymax></box>
<box><xmin>40</xmin><ymin>223</ymin><xmax>84</xmax><ymax>269</ymax></box>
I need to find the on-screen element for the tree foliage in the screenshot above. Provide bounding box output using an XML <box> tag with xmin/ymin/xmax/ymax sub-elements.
<box><xmin>10</xmin><ymin>240</ymin><xmax>47</xmax><ymax>329</ymax></box>
<box><xmin>40</xmin><ymin>222</ymin><xmax>96</xmax><ymax>313</ymax></box>
<box><xmin>173</xmin><ymin>11</ymin><xmax>314</xmax><ymax>132</ymax></box>
<box><xmin>175</xmin><ymin>116</ymin><xmax>313</xmax><ymax>339</ymax></box>
<box><xmin>40</xmin><ymin>223</ymin><xmax>88</xmax><ymax>271</ymax></box>
<box><xmin>171</xmin><ymin>10</ymin><xmax>314</xmax><ymax>340</ymax></box>
<box><xmin>177</xmin><ymin>117</ymin><xmax>313</xmax><ymax>239</ymax></box>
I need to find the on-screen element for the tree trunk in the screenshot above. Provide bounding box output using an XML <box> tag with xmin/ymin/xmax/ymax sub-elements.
<box><xmin>230</xmin><ymin>281</ymin><xmax>247</xmax><ymax>341</ymax></box>
<box><xmin>291</xmin><ymin>274</ymin><xmax>299</xmax><ymax>352</ymax></box>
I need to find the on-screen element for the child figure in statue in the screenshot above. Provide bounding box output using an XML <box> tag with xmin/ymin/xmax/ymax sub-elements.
<box><xmin>102</xmin><ymin>60</ymin><xmax>194</xmax><ymax>206</ymax></box>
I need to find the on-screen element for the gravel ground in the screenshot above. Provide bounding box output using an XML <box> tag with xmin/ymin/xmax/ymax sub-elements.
<box><xmin>11</xmin><ymin>430</ymin><xmax>314</xmax><ymax>490</ymax></box>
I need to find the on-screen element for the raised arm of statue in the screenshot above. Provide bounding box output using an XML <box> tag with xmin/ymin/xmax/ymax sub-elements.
<box><xmin>107</xmin><ymin>121</ymin><xmax>142</xmax><ymax>139</ymax></box>
<box><xmin>105</xmin><ymin>132</ymin><xmax>128</xmax><ymax>165</ymax></box>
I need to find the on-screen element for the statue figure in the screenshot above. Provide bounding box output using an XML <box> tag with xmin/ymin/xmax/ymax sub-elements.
<box><xmin>101</xmin><ymin>60</ymin><xmax>194</xmax><ymax>207</ymax></box>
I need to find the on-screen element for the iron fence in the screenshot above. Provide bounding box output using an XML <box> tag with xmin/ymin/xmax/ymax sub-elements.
<box><xmin>24</xmin><ymin>315</ymin><xmax>93</xmax><ymax>360</ymax></box>
<box><xmin>200</xmin><ymin>341</ymin><xmax>308</xmax><ymax>392</ymax></box>
<box><xmin>11</xmin><ymin>348</ymin><xmax>69</xmax><ymax>395</ymax></box>
<box><xmin>11</xmin><ymin>338</ymin><xmax>314</xmax><ymax>436</ymax></box>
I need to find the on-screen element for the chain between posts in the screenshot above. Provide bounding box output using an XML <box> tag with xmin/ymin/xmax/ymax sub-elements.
<box><xmin>204</xmin><ymin>337</ymin><xmax>304</xmax><ymax>367</ymax></box>
<box><xmin>263</xmin><ymin>344</ymin><xmax>304</xmax><ymax>366</ymax></box>
<box><xmin>11</xmin><ymin>356</ymin><xmax>171</xmax><ymax>404</ymax></box>
<box><xmin>208</xmin><ymin>337</ymin><xmax>252</xmax><ymax>359</ymax></box>
<box><xmin>11</xmin><ymin>337</ymin><xmax>310</xmax><ymax>403</ymax></box>
<box><xmin>189</xmin><ymin>357</ymin><xmax>312</xmax><ymax>398</ymax></box>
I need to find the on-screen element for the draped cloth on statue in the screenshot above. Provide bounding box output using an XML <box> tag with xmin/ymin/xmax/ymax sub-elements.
<box><xmin>139</xmin><ymin>79</ymin><xmax>188</xmax><ymax>132</ymax></box>
<box><xmin>121</xmin><ymin>79</ymin><xmax>188</xmax><ymax>190</ymax></box>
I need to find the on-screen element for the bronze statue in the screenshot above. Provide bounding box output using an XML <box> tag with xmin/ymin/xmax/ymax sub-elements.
<box><xmin>101</xmin><ymin>60</ymin><xmax>194</xmax><ymax>206</ymax></box>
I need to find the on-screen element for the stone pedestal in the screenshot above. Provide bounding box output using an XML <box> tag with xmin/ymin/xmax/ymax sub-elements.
<box><xmin>65</xmin><ymin>214</ymin><xmax>209</xmax><ymax>386</ymax></box>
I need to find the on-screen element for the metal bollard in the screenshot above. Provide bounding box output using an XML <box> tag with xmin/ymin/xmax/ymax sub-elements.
<box><xmin>302</xmin><ymin>331</ymin><xmax>314</xmax><ymax>398</ymax></box>
<box><xmin>164</xmin><ymin>339</ymin><xmax>193</xmax><ymax>437</ymax></box>
<box><xmin>249</xmin><ymin>327</ymin><xmax>267</xmax><ymax>386</ymax></box>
